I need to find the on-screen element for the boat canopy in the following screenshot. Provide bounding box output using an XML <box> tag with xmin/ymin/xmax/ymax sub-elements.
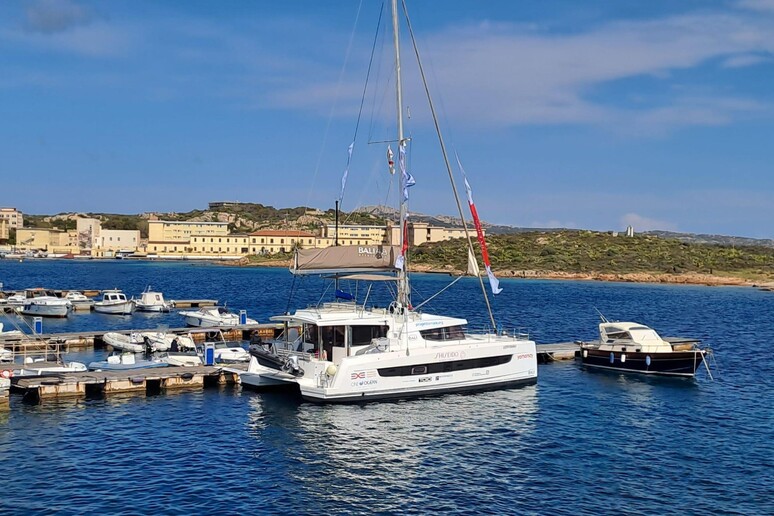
<box><xmin>291</xmin><ymin>245</ymin><xmax>399</xmax><ymax>275</ymax></box>
<box><xmin>331</xmin><ymin>273</ymin><xmax>398</xmax><ymax>282</ymax></box>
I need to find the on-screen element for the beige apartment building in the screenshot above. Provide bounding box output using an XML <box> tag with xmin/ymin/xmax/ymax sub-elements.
<box><xmin>16</xmin><ymin>228</ymin><xmax>79</xmax><ymax>254</ymax></box>
<box><xmin>248</xmin><ymin>230</ymin><xmax>317</xmax><ymax>254</ymax></box>
<box><xmin>146</xmin><ymin>220</ymin><xmax>233</xmax><ymax>257</ymax></box>
<box><xmin>0</xmin><ymin>219</ymin><xmax>8</xmax><ymax>241</ymax></box>
<box><xmin>320</xmin><ymin>224</ymin><xmax>389</xmax><ymax>247</ymax></box>
<box><xmin>0</xmin><ymin>208</ymin><xmax>23</xmax><ymax>230</ymax></box>
<box><xmin>188</xmin><ymin>234</ymin><xmax>251</xmax><ymax>258</ymax></box>
<box><xmin>74</xmin><ymin>217</ymin><xmax>140</xmax><ymax>257</ymax></box>
<box><xmin>389</xmin><ymin>221</ymin><xmax>480</xmax><ymax>247</ymax></box>
<box><xmin>148</xmin><ymin>220</ymin><xmax>229</xmax><ymax>243</ymax></box>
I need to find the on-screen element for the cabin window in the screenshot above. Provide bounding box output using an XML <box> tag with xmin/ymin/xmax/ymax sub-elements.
<box><xmin>606</xmin><ymin>331</ymin><xmax>631</xmax><ymax>341</ymax></box>
<box><xmin>420</xmin><ymin>325</ymin><xmax>465</xmax><ymax>341</ymax></box>
<box><xmin>411</xmin><ymin>365</ymin><xmax>427</xmax><ymax>375</ymax></box>
<box><xmin>351</xmin><ymin>325</ymin><xmax>389</xmax><ymax>346</ymax></box>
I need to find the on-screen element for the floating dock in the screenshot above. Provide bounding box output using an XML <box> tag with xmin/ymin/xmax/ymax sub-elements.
<box><xmin>0</xmin><ymin>323</ymin><xmax>285</xmax><ymax>352</ymax></box>
<box><xmin>537</xmin><ymin>342</ymin><xmax>580</xmax><ymax>362</ymax></box>
<box><xmin>0</xmin><ymin>297</ymin><xmax>217</xmax><ymax>313</ymax></box>
<box><xmin>11</xmin><ymin>364</ymin><xmax>245</xmax><ymax>402</ymax></box>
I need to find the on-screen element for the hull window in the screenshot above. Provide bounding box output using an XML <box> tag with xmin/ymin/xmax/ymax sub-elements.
<box><xmin>378</xmin><ymin>354</ymin><xmax>512</xmax><ymax>377</ymax></box>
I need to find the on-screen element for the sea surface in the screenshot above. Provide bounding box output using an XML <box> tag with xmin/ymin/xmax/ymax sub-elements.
<box><xmin>0</xmin><ymin>259</ymin><xmax>771</xmax><ymax>515</ymax></box>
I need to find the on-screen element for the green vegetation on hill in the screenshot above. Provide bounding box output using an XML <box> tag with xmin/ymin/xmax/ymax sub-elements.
<box><xmin>411</xmin><ymin>230</ymin><xmax>774</xmax><ymax>279</ymax></box>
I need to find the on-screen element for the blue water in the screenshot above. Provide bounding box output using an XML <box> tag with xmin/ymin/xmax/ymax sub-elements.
<box><xmin>0</xmin><ymin>260</ymin><xmax>772</xmax><ymax>515</ymax></box>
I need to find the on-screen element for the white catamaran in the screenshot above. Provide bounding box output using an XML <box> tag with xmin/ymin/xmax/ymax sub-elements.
<box><xmin>240</xmin><ymin>0</ymin><xmax>537</xmax><ymax>402</ymax></box>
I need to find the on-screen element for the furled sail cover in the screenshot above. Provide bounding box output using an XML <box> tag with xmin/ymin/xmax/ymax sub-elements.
<box><xmin>291</xmin><ymin>245</ymin><xmax>399</xmax><ymax>275</ymax></box>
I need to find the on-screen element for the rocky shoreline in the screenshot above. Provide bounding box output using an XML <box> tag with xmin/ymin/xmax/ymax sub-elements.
<box><xmin>230</xmin><ymin>257</ymin><xmax>773</xmax><ymax>288</ymax></box>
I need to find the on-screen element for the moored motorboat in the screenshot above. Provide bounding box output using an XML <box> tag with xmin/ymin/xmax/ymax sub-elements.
<box><xmin>179</xmin><ymin>306</ymin><xmax>257</xmax><ymax>327</ymax></box>
<box><xmin>103</xmin><ymin>331</ymin><xmax>179</xmax><ymax>353</ymax></box>
<box><xmin>94</xmin><ymin>289</ymin><xmax>135</xmax><ymax>315</ymax></box>
<box><xmin>18</xmin><ymin>288</ymin><xmax>70</xmax><ymax>317</ymax></box>
<box><xmin>88</xmin><ymin>353</ymin><xmax>168</xmax><ymax>371</ymax></box>
<box><xmin>13</xmin><ymin>357</ymin><xmax>88</xmax><ymax>377</ymax></box>
<box><xmin>135</xmin><ymin>286</ymin><xmax>172</xmax><ymax>312</ymax></box>
<box><xmin>156</xmin><ymin>335</ymin><xmax>202</xmax><ymax>367</ymax></box>
<box><xmin>578</xmin><ymin>318</ymin><xmax>710</xmax><ymax>377</ymax></box>
<box><xmin>65</xmin><ymin>291</ymin><xmax>94</xmax><ymax>311</ymax></box>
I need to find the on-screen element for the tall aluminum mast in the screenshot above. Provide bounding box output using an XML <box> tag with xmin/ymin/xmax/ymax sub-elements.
<box><xmin>392</xmin><ymin>0</ymin><xmax>409</xmax><ymax>309</ymax></box>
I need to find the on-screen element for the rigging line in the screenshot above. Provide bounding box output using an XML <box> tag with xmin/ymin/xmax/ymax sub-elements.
<box><xmin>341</xmin><ymin>2</ymin><xmax>385</xmax><ymax>208</ymax></box>
<box><xmin>411</xmin><ymin>276</ymin><xmax>464</xmax><ymax>311</ymax></box>
<box><xmin>401</xmin><ymin>0</ymin><xmax>497</xmax><ymax>331</ymax></box>
<box><xmin>303</xmin><ymin>0</ymin><xmax>365</xmax><ymax>218</ymax></box>
<box><xmin>285</xmin><ymin>274</ymin><xmax>298</xmax><ymax>315</ymax></box>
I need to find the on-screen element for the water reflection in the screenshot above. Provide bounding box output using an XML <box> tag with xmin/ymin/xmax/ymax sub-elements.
<box><xmin>244</xmin><ymin>386</ymin><xmax>539</xmax><ymax>512</ymax></box>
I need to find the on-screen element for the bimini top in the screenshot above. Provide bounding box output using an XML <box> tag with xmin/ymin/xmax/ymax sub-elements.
<box><xmin>291</xmin><ymin>245</ymin><xmax>399</xmax><ymax>275</ymax></box>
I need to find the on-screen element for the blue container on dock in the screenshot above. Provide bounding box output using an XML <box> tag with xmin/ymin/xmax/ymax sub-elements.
<box><xmin>33</xmin><ymin>317</ymin><xmax>43</xmax><ymax>335</ymax></box>
<box><xmin>204</xmin><ymin>343</ymin><xmax>215</xmax><ymax>366</ymax></box>
<box><xmin>239</xmin><ymin>310</ymin><xmax>247</xmax><ymax>325</ymax></box>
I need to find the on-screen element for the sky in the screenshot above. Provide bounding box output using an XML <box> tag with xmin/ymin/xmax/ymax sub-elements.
<box><xmin>1</xmin><ymin>0</ymin><xmax>774</xmax><ymax>238</ymax></box>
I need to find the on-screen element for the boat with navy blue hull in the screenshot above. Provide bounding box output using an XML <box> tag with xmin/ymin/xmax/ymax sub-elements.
<box><xmin>578</xmin><ymin>320</ymin><xmax>709</xmax><ymax>377</ymax></box>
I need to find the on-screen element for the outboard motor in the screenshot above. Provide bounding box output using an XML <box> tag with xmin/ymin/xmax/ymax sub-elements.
<box><xmin>282</xmin><ymin>355</ymin><xmax>304</xmax><ymax>377</ymax></box>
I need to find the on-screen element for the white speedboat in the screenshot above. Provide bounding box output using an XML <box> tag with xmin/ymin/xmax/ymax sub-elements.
<box><xmin>94</xmin><ymin>289</ymin><xmax>135</xmax><ymax>315</ymax></box>
<box><xmin>212</xmin><ymin>339</ymin><xmax>249</xmax><ymax>363</ymax></box>
<box><xmin>65</xmin><ymin>291</ymin><xmax>94</xmax><ymax>311</ymax></box>
<box><xmin>18</xmin><ymin>288</ymin><xmax>70</xmax><ymax>317</ymax></box>
<box><xmin>578</xmin><ymin>317</ymin><xmax>710</xmax><ymax>377</ymax></box>
<box><xmin>135</xmin><ymin>286</ymin><xmax>172</xmax><ymax>312</ymax></box>
<box><xmin>157</xmin><ymin>335</ymin><xmax>202</xmax><ymax>367</ymax></box>
<box><xmin>179</xmin><ymin>306</ymin><xmax>257</xmax><ymax>327</ymax></box>
<box><xmin>0</xmin><ymin>322</ymin><xmax>21</xmax><ymax>363</ymax></box>
<box><xmin>239</xmin><ymin>1</ymin><xmax>538</xmax><ymax>402</ymax></box>
<box><xmin>14</xmin><ymin>357</ymin><xmax>88</xmax><ymax>377</ymax></box>
<box><xmin>103</xmin><ymin>331</ymin><xmax>179</xmax><ymax>353</ymax></box>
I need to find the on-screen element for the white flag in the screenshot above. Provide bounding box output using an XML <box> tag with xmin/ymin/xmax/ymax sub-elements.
<box><xmin>338</xmin><ymin>141</ymin><xmax>354</xmax><ymax>202</ymax></box>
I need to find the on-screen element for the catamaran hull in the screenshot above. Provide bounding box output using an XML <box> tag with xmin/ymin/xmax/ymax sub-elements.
<box><xmin>294</xmin><ymin>340</ymin><xmax>538</xmax><ymax>403</ymax></box>
<box><xmin>579</xmin><ymin>348</ymin><xmax>706</xmax><ymax>377</ymax></box>
<box><xmin>300</xmin><ymin>376</ymin><xmax>536</xmax><ymax>403</ymax></box>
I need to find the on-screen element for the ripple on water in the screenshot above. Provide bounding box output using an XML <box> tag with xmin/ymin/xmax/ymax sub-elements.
<box><xmin>0</xmin><ymin>262</ymin><xmax>772</xmax><ymax>514</ymax></box>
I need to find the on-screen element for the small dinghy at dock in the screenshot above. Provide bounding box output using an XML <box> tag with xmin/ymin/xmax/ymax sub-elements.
<box><xmin>88</xmin><ymin>353</ymin><xmax>168</xmax><ymax>371</ymax></box>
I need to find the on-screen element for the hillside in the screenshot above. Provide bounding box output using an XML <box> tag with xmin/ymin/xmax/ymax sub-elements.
<box><xmin>410</xmin><ymin>230</ymin><xmax>774</xmax><ymax>282</ymax></box>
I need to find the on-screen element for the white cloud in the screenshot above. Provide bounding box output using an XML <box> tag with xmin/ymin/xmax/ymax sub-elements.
<box><xmin>620</xmin><ymin>213</ymin><xmax>678</xmax><ymax>232</ymax></box>
<box><xmin>722</xmin><ymin>53</ymin><xmax>771</xmax><ymax>68</ymax></box>
<box><xmin>24</xmin><ymin>0</ymin><xmax>94</xmax><ymax>34</ymax></box>
<box><xmin>269</xmin><ymin>6</ymin><xmax>774</xmax><ymax>133</ymax></box>
<box><xmin>736</xmin><ymin>0</ymin><xmax>774</xmax><ymax>13</ymax></box>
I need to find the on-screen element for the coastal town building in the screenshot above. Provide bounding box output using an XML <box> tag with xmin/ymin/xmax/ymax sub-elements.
<box><xmin>0</xmin><ymin>219</ymin><xmax>8</xmax><ymax>241</ymax></box>
<box><xmin>320</xmin><ymin>224</ymin><xmax>390</xmax><ymax>247</ymax></box>
<box><xmin>95</xmin><ymin>229</ymin><xmax>141</xmax><ymax>257</ymax></box>
<box><xmin>148</xmin><ymin>220</ymin><xmax>230</xmax><ymax>243</ymax></box>
<box><xmin>146</xmin><ymin>220</ymin><xmax>232</xmax><ymax>257</ymax></box>
<box><xmin>77</xmin><ymin>218</ymin><xmax>101</xmax><ymax>250</ymax></box>
<box><xmin>75</xmin><ymin>218</ymin><xmax>140</xmax><ymax>257</ymax></box>
<box><xmin>187</xmin><ymin>234</ymin><xmax>251</xmax><ymax>258</ymax></box>
<box><xmin>248</xmin><ymin>230</ymin><xmax>317</xmax><ymax>254</ymax></box>
<box><xmin>390</xmin><ymin>221</ymin><xmax>481</xmax><ymax>247</ymax></box>
<box><xmin>15</xmin><ymin>228</ymin><xmax>78</xmax><ymax>254</ymax></box>
<box><xmin>0</xmin><ymin>208</ymin><xmax>23</xmax><ymax>230</ymax></box>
